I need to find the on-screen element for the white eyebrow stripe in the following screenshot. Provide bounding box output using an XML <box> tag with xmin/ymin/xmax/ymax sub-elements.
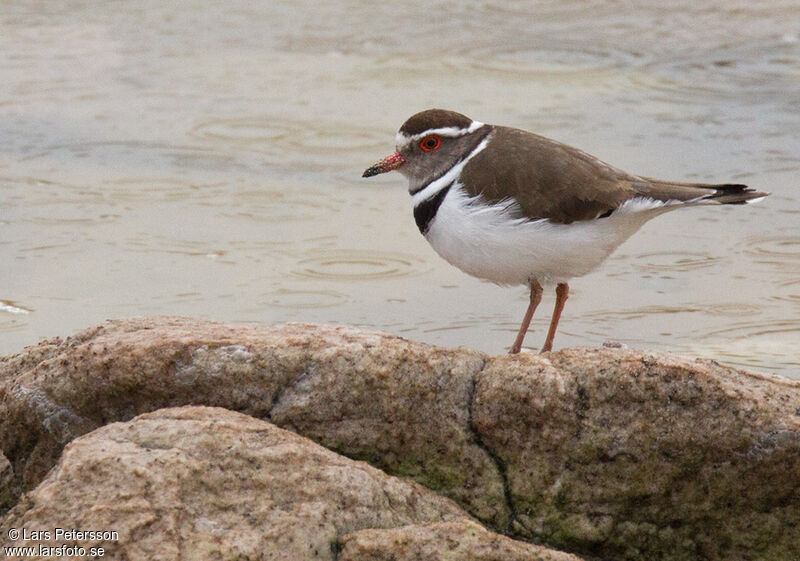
<box><xmin>396</xmin><ymin>120</ymin><xmax>485</xmax><ymax>148</ymax></box>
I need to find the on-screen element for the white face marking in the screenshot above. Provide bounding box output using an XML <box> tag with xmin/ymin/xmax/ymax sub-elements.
<box><xmin>396</xmin><ymin>121</ymin><xmax>485</xmax><ymax>150</ymax></box>
<box><xmin>410</xmin><ymin>136</ymin><xmax>489</xmax><ymax>202</ymax></box>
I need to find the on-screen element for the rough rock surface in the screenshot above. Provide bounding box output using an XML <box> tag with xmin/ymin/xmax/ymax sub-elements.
<box><xmin>339</xmin><ymin>520</ymin><xmax>581</xmax><ymax>561</ymax></box>
<box><xmin>1</xmin><ymin>316</ymin><xmax>799</xmax><ymax>561</ymax></box>
<box><xmin>0</xmin><ymin>406</ymin><xmax>579</xmax><ymax>561</ymax></box>
<box><xmin>0</xmin><ymin>317</ymin><xmax>501</xmax><ymax>524</ymax></box>
<box><xmin>0</xmin><ymin>451</ymin><xmax>10</xmax><ymax>509</ymax></box>
<box><xmin>474</xmin><ymin>350</ymin><xmax>800</xmax><ymax>560</ymax></box>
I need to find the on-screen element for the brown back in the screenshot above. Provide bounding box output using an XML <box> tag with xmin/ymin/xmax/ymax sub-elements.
<box><xmin>460</xmin><ymin>126</ymin><xmax>766</xmax><ymax>222</ymax></box>
<box><xmin>460</xmin><ymin>126</ymin><xmax>638</xmax><ymax>223</ymax></box>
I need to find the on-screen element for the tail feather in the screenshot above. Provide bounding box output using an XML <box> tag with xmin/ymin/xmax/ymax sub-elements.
<box><xmin>698</xmin><ymin>184</ymin><xmax>768</xmax><ymax>205</ymax></box>
<box><xmin>634</xmin><ymin>177</ymin><xmax>769</xmax><ymax>205</ymax></box>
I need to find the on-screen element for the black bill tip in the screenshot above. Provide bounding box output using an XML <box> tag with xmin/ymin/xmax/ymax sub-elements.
<box><xmin>362</xmin><ymin>152</ymin><xmax>404</xmax><ymax>178</ymax></box>
<box><xmin>362</xmin><ymin>166</ymin><xmax>381</xmax><ymax>178</ymax></box>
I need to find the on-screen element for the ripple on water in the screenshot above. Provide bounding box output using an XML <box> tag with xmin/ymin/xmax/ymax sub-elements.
<box><xmin>446</xmin><ymin>43</ymin><xmax>645</xmax><ymax>82</ymax></box>
<box><xmin>582</xmin><ymin>302</ymin><xmax>762</xmax><ymax>323</ymax></box>
<box><xmin>190</xmin><ymin>117</ymin><xmax>387</xmax><ymax>153</ymax></box>
<box><xmin>694</xmin><ymin>319</ymin><xmax>800</xmax><ymax>344</ymax></box>
<box><xmin>423</xmin><ymin>319</ymin><xmax>484</xmax><ymax>334</ymax></box>
<box><xmin>17</xmin><ymin>141</ymin><xmax>243</xmax><ymax>178</ymax></box>
<box><xmin>265</xmin><ymin>288</ymin><xmax>347</xmax><ymax>309</ymax></box>
<box><xmin>107</xmin><ymin>178</ymin><xmax>224</xmax><ymax>203</ymax></box>
<box><xmin>705</xmin><ymin>302</ymin><xmax>764</xmax><ymax>317</ymax></box>
<box><xmin>632</xmin><ymin>250</ymin><xmax>723</xmax><ymax>273</ymax></box>
<box><xmin>744</xmin><ymin>235</ymin><xmax>800</xmax><ymax>262</ymax></box>
<box><xmin>689</xmin><ymin>319</ymin><xmax>800</xmax><ymax>375</ymax></box>
<box><xmin>20</xmin><ymin>140</ymin><xmax>214</xmax><ymax>162</ymax></box>
<box><xmin>693</xmin><ymin>344</ymin><xmax>799</xmax><ymax>377</ymax></box>
<box><xmin>224</xmin><ymin>189</ymin><xmax>343</xmax><ymax>223</ymax></box>
<box><xmin>774</xmin><ymin>277</ymin><xmax>800</xmax><ymax>305</ymax></box>
<box><xmin>291</xmin><ymin>250</ymin><xmax>426</xmax><ymax>281</ymax></box>
<box><xmin>629</xmin><ymin>40</ymin><xmax>800</xmax><ymax>104</ymax></box>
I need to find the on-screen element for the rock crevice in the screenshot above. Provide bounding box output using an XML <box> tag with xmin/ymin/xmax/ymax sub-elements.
<box><xmin>467</xmin><ymin>372</ymin><xmax>516</xmax><ymax>535</ymax></box>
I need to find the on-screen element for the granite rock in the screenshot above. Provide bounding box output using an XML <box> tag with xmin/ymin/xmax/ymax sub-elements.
<box><xmin>2</xmin><ymin>406</ymin><xmax>514</xmax><ymax>560</ymax></box>
<box><xmin>339</xmin><ymin>520</ymin><xmax>583</xmax><ymax>561</ymax></box>
<box><xmin>1</xmin><ymin>317</ymin><xmax>799</xmax><ymax>560</ymax></box>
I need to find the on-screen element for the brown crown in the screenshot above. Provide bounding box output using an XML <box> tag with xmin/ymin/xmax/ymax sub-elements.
<box><xmin>399</xmin><ymin>109</ymin><xmax>474</xmax><ymax>136</ymax></box>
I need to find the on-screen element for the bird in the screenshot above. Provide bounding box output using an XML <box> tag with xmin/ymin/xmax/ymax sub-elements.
<box><xmin>362</xmin><ymin>109</ymin><xmax>768</xmax><ymax>354</ymax></box>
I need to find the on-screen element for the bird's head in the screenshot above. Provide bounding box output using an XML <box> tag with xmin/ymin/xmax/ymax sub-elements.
<box><xmin>362</xmin><ymin>109</ymin><xmax>490</xmax><ymax>193</ymax></box>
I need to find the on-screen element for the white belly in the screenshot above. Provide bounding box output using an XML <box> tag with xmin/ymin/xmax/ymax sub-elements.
<box><xmin>423</xmin><ymin>184</ymin><xmax>675</xmax><ymax>286</ymax></box>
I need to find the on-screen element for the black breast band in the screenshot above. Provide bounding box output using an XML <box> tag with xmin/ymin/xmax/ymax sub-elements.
<box><xmin>413</xmin><ymin>183</ymin><xmax>453</xmax><ymax>235</ymax></box>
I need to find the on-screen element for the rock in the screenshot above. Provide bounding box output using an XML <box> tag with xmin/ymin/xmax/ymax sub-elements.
<box><xmin>267</xmin><ymin>330</ymin><xmax>507</xmax><ymax>525</ymax></box>
<box><xmin>0</xmin><ymin>451</ymin><xmax>10</xmax><ymax>510</ymax></box>
<box><xmin>0</xmin><ymin>317</ymin><xmax>503</xmax><ymax>527</ymax></box>
<box><xmin>1</xmin><ymin>317</ymin><xmax>799</xmax><ymax>561</ymax></box>
<box><xmin>474</xmin><ymin>348</ymin><xmax>800</xmax><ymax>560</ymax></box>
<box><xmin>339</xmin><ymin>520</ymin><xmax>583</xmax><ymax>561</ymax></box>
<box><xmin>0</xmin><ymin>406</ymin><xmax>578</xmax><ymax>561</ymax></box>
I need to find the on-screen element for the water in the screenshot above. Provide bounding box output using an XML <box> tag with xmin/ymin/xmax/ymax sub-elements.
<box><xmin>1</xmin><ymin>1</ymin><xmax>798</xmax><ymax>377</ymax></box>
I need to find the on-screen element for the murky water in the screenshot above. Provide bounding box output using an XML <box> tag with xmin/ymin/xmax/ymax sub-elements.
<box><xmin>1</xmin><ymin>1</ymin><xmax>798</xmax><ymax>377</ymax></box>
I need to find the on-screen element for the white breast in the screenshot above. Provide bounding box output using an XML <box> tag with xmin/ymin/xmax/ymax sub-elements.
<box><xmin>423</xmin><ymin>184</ymin><xmax>679</xmax><ymax>286</ymax></box>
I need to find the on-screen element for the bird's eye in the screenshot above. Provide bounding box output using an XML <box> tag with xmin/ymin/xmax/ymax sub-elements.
<box><xmin>419</xmin><ymin>135</ymin><xmax>441</xmax><ymax>151</ymax></box>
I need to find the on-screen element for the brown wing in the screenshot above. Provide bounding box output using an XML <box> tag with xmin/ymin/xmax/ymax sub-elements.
<box><xmin>460</xmin><ymin>126</ymin><xmax>638</xmax><ymax>224</ymax></box>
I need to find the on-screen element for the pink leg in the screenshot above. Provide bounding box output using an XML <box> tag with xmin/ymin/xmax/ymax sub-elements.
<box><xmin>509</xmin><ymin>280</ymin><xmax>543</xmax><ymax>354</ymax></box>
<box><xmin>541</xmin><ymin>283</ymin><xmax>569</xmax><ymax>353</ymax></box>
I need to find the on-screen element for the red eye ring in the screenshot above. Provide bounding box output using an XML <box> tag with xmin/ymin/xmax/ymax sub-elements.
<box><xmin>419</xmin><ymin>135</ymin><xmax>441</xmax><ymax>151</ymax></box>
